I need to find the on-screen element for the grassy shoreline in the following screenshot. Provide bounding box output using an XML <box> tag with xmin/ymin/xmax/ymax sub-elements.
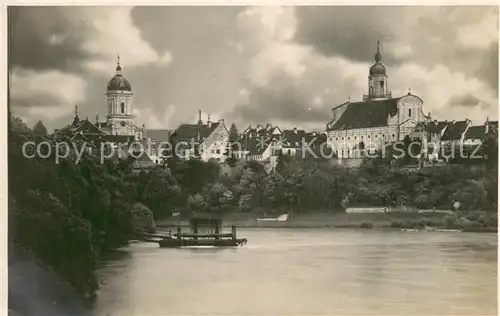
<box><xmin>156</xmin><ymin>211</ymin><xmax>497</xmax><ymax>233</ymax></box>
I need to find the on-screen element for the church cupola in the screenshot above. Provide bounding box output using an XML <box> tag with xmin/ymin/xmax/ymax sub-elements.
<box><xmin>105</xmin><ymin>55</ymin><xmax>135</xmax><ymax>136</ymax></box>
<box><xmin>365</xmin><ymin>41</ymin><xmax>391</xmax><ymax>100</ymax></box>
<box><xmin>107</xmin><ymin>54</ymin><xmax>132</xmax><ymax>92</ymax></box>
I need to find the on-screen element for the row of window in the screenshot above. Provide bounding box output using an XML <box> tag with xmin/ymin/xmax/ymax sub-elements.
<box><xmin>330</xmin><ymin>133</ymin><xmax>397</xmax><ymax>142</ymax></box>
<box><xmin>336</xmin><ymin>148</ymin><xmax>376</xmax><ymax>158</ymax></box>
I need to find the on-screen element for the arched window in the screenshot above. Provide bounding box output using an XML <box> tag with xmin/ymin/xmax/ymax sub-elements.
<box><xmin>408</xmin><ymin>108</ymin><xmax>412</xmax><ymax>117</ymax></box>
<box><xmin>121</xmin><ymin>102</ymin><xmax>125</xmax><ymax>114</ymax></box>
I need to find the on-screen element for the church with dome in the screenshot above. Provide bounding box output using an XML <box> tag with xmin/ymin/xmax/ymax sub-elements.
<box><xmin>96</xmin><ymin>55</ymin><xmax>145</xmax><ymax>139</ymax></box>
<box><xmin>56</xmin><ymin>55</ymin><xmax>146</xmax><ymax>143</ymax></box>
<box><xmin>326</xmin><ymin>41</ymin><xmax>432</xmax><ymax>159</ymax></box>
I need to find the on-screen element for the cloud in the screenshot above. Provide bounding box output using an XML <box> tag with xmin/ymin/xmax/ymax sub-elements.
<box><xmin>9</xmin><ymin>7</ymin><xmax>95</xmax><ymax>73</ymax></box>
<box><xmin>135</xmin><ymin>104</ymin><xmax>176</xmax><ymax>129</ymax></box>
<box><xmin>11</xmin><ymin>69</ymin><xmax>86</xmax><ymax>112</ymax></box>
<box><xmin>9</xmin><ymin>6</ymin><xmax>498</xmax><ymax>133</ymax></box>
<box><xmin>9</xmin><ymin>7</ymin><xmax>171</xmax><ymax>75</ymax></box>
<box><xmin>80</xmin><ymin>7</ymin><xmax>165</xmax><ymax>74</ymax></box>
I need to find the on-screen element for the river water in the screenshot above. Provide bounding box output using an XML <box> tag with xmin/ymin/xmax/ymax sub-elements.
<box><xmin>92</xmin><ymin>229</ymin><xmax>497</xmax><ymax>316</ymax></box>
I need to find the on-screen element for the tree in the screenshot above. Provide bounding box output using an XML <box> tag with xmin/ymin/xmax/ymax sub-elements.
<box><xmin>229</xmin><ymin>123</ymin><xmax>239</xmax><ymax>144</ymax></box>
<box><xmin>32</xmin><ymin>120</ymin><xmax>48</xmax><ymax>135</ymax></box>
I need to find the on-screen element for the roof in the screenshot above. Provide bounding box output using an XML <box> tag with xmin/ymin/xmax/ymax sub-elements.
<box><xmin>441</xmin><ymin>120</ymin><xmax>469</xmax><ymax>141</ymax></box>
<box><xmin>170</xmin><ymin>123</ymin><xmax>219</xmax><ymax>143</ymax></box>
<box><xmin>464</xmin><ymin>126</ymin><xmax>486</xmax><ymax>140</ymax></box>
<box><xmin>146</xmin><ymin>129</ymin><xmax>173</xmax><ymax>142</ymax></box>
<box><xmin>328</xmin><ymin>98</ymin><xmax>399</xmax><ymax>130</ymax></box>
<box><xmin>243</xmin><ymin>137</ymin><xmax>268</xmax><ymax>155</ymax></box>
<box><xmin>297</xmin><ymin>133</ymin><xmax>332</xmax><ymax>159</ymax></box>
<box><xmin>55</xmin><ymin>118</ymin><xmax>104</xmax><ymax>137</ymax></box>
<box><xmin>282</xmin><ymin>129</ymin><xmax>307</xmax><ymax>148</ymax></box>
<box><xmin>424</xmin><ymin>120</ymin><xmax>448</xmax><ymax>134</ymax></box>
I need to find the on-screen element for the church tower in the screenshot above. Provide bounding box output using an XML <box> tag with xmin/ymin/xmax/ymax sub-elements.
<box><xmin>364</xmin><ymin>41</ymin><xmax>391</xmax><ymax>100</ymax></box>
<box><xmin>106</xmin><ymin>54</ymin><xmax>135</xmax><ymax>136</ymax></box>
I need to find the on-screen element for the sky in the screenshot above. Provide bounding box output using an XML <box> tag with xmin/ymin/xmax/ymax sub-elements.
<box><xmin>8</xmin><ymin>6</ymin><xmax>499</xmax><ymax>132</ymax></box>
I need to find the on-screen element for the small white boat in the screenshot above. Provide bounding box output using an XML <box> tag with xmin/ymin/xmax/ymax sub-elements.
<box><xmin>257</xmin><ymin>213</ymin><xmax>289</xmax><ymax>222</ymax></box>
<box><xmin>401</xmin><ymin>228</ymin><xmax>420</xmax><ymax>232</ymax></box>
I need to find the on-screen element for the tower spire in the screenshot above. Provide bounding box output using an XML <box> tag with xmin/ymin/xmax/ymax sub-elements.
<box><xmin>72</xmin><ymin>104</ymin><xmax>80</xmax><ymax>126</ymax></box>
<box><xmin>116</xmin><ymin>53</ymin><xmax>122</xmax><ymax>74</ymax></box>
<box><xmin>198</xmin><ymin>110</ymin><xmax>203</xmax><ymax>125</ymax></box>
<box><xmin>374</xmin><ymin>40</ymin><xmax>382</xmax><ymax>63</ymax></box>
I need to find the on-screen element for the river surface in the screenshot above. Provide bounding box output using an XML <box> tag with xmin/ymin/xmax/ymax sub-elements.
<box><xmin>92</xmin><ymin>229</ymin><xmax>497</xmax><ymax>316</ymax></box>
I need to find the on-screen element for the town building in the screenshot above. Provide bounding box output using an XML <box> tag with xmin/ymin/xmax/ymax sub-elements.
<box><xmin>169</xmin><ymin>111</ymin><xmax>229</xmax><ymax>162</ymax></box>
<box><xmin>326</xmin><ymin>41</ymin><xmax>431</xmax><ymax>159</ymax></box>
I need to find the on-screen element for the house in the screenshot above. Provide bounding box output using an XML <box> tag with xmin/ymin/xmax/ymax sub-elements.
<box><xmin>281</xmin><ymin>128</ymin><xmax>307</xmax><ymax>156</ymax></box>
<box><xmin>143</xmin><ymin>129</ymin><xmax>174</xmax><ymax>164</ymax></box>
<box><xmin>420</xmin><ymin>120</ymin><xmax>449</xmax><ymax>161</ymax></box>
<box><xmin>440</xmin><ymin>120</ymin><xmax>471</xmax><ymax>145</ymax></box>
<box><xmin>463</xmin><ymin>125</ymin><xmax>486</xmax><ymax>146</ymax></box>
<box><xmin>170</xmin><ymin>111</ymin><xmax>229</xmax><ymax>162</ymax></box>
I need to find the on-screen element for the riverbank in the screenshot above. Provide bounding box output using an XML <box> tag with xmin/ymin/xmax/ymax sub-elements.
<box><xmin>9</xmin><ymin>243</ymin><xmax>90</xmax><ymax>316</ymax></box>
<box><xmin>156</xmin><ymin>211</ymin><xmax>497</xmax><ymax>232</ymax></box>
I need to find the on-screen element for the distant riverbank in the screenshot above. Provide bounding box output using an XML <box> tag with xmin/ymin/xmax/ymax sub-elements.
<box><xmin>156</xmin><ymin>211</ymin><xmax>497</xmax><ymax>232</ymax></box>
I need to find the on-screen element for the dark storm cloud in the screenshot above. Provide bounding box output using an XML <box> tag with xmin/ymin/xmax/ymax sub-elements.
<box><xmin>294</xmin><ymin>7</ymin><xmax>396</xmax><ymax>63</ymax></box>
<box><xmin>294</xmin><ymin>6</ymin><xmax>498</xmax><ymax>92</ymax></box>
<box><xmin>230</xmin><ymin>72</ymin><xmax>330</xmax><ymax>125</ymax></box>
<box><xmin>11</xmin><ymin>91</ymin><xmax>63</xmax><ymax>108</ymax></box>
<box><xmin>129</xmin><ymin>7</ymin><xmax>246</xmax><ymax>125</ymax></box>
<box><xmin>9</xmin><ymin>7</ymin><xmax>98</xmax><ymax>73</ymax></box>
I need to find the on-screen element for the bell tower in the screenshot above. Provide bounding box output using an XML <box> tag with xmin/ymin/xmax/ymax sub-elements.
<box><xmin>105</xmin><ymin>54</ymin><xmax>135</xmax><ymax>136</ymax></box>
<box><xmin>364</xmin><ymin>41</ymin><xmax>391</xmax><ymax>100</ymax></box>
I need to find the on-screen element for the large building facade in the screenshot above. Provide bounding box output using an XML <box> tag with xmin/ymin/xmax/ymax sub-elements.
<box><xmin>326</xmin><ymin>41</ymin><xmax>431</xmax><ymax>158</ymax></box>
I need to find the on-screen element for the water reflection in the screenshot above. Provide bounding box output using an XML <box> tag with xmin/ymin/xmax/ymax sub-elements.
<box><xmin>93</xmin><ymin>229</ymin><xmax>497</xmax><ymax>316</ymax></box>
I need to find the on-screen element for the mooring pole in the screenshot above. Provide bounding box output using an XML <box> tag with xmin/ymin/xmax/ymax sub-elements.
<box><xmin>193</xmin><ymin>223</ymin><xmax>198</xmax><ymax>240</ymax></box>
<box><xmin>177</xmin><ymin>227</ymin><xmax>182</xmax><ymax>241</ymax></box>
<box><xmin>231</xmin><ymin>226</ymin><xmax>236</xmax><ymax>241</ymax></box>
<box><xmin>215</xmin><ymin>222</ymin><xmax>220</xmax><ymax>240</ymax></box>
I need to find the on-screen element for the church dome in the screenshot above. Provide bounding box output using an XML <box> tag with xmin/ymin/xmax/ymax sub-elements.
<box><xmin>369</xmin><ymin>41</ymin><xmax>386</xmax><ymax>76</ymax></box>
<box><xmin>107</xmin><ymin>57</ymin><xmax>132</xmax><ymax>91</ymax></box>
<box><xmin>370</xmin><ymin>63</ymin><xmax>386</xmax><ymax>76</ymax></box>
